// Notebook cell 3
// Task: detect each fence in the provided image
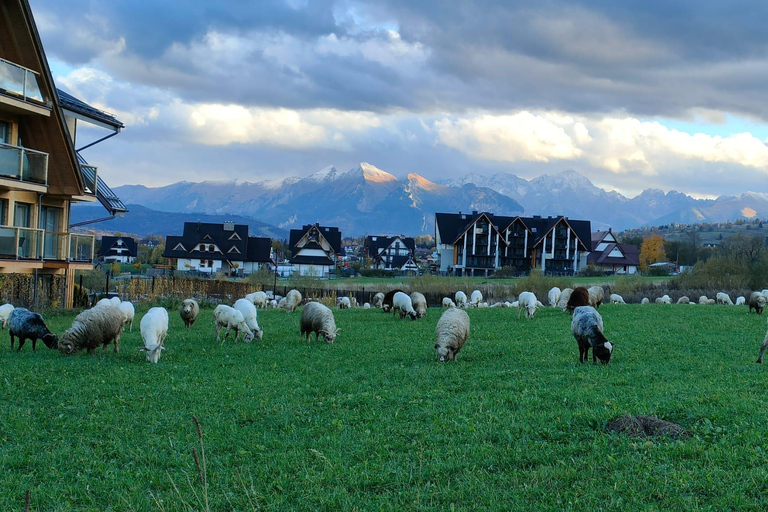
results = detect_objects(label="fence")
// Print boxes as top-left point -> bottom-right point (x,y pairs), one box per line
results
0,273 -> 71,310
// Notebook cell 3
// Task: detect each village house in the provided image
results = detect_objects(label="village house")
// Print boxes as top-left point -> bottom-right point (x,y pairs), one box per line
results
288,223 -> 342,277
100,235 -> 138,264
587,229 -> 640,275
364,235 -> 418,272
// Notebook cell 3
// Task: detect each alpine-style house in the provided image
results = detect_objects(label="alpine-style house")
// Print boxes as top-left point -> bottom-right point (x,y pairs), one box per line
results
364,235 -> 418,272
288,223 -> 342,277
588,229 -> 640,275
435,211 -> 592,276
100,235 -> 138,264
163,221 -> 273,275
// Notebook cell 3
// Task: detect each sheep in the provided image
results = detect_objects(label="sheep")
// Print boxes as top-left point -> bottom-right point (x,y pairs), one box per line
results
118,301 -> 135,331
455,291 -> 468,308
749,292 -> 767,314
517,291 -> 538,319
110,296 -> 121,306
410,292 -> 428,318
655,295 -> 671,304
435,307 -> 470,362
8,307 -> 58,351
269,299 -> 279,308
556,288 -> 573,310
0,303 -> 14,329
245,291 -> 269,309
213,304 -> 254,344
566,287 -> 590,313
300,301 -> 339,343
95,297 -> 113,308
392,291 -> 418,320
548,287 -> 561,307
282,289 -> 302,313
510,300 -> 519,308
716,292 -> 734,305
609,293 -> 626,304
587,286 -> 604,308
382,289 -> 406,312
676,296 -> 690,305
736,296 -> 746,306
372,292 -> 385,309
641,298 -> 650,304
338,297 -> 352,309
59,305 -> 124,355
572,306 -> 613,364
442,297 -> 456,308
469,290 -> 483,308
363,302 -> 371,309
698,295 -> 709,305
234,298 -> 264,340
180,298 -> 200,328
139,307 -> 168,364
757,316 -> 768,364
349,297 -> 358,308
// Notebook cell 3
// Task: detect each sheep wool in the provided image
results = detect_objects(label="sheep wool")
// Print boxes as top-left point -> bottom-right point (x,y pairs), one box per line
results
435,307 -> 470,362
567,287 -> 590,313
118,301 -> 135,331
338,297 -> 352,309
180,298 -> 200,328
214,305 -> 254,343
8,307 -> 58,351
676,296 -> 690,305
469,290 -> 483,307
282,289 -> 302,313
749,292 -> 767,315
392,292 -> 418,320
571,306 -> 613,364
517,291 -> 538,319
234,299 -> 264,340
757,315 -> 768,364
716,292 -> 734,305
410,292 -> 428,318
587,286 -> 605,308
140,307 -> 169,364
0,303 -> 14,329
372,292 -> 385,309
300,301 -> 339,343
59,305 -> 125,355
556,288 -> 573,310
454,291 -> 468,308
442,297 -> 456,308
548,287 -> 561,307
245,291 -> 269,309
610,294 -> 626,304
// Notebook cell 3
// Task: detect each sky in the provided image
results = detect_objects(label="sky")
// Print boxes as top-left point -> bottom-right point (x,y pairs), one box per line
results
28,0 -> 768,199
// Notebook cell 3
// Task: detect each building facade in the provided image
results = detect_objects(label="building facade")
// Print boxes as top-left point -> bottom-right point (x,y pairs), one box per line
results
588,229 -> 640,274
288,223 -> 342,277
364,235 -> 418,271
100,236 -> 138,264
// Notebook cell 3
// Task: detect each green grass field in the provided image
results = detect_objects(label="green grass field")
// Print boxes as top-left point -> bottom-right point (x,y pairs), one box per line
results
2,302 -> 768,511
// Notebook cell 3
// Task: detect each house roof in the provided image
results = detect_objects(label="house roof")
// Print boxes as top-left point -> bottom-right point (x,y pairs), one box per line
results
163,222 -> 273,263
289,223 -> 343,255
365,235 -> 416,259
100,236 -> 138,257
78,154 -> 128,214
587,242 -> 640,267
58,88 -> 124,131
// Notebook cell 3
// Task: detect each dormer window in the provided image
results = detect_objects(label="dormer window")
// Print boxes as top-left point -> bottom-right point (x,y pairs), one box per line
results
208,244 -> 215,252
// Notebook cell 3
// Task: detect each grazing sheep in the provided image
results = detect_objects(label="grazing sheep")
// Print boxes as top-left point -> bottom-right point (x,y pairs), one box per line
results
300,301 -> 339,343
556,288 -> 573,310
588,286 -> 604,308
372,292 -> 385,309
59,305 -> 124,355
282,289 -> 302,313
180,298 -> 200,328
548,287 -> 561,307
469,290 -> 483,308
676,296 -> 690,305
118,301 -> 135,331
610,293 -> 626,304
8,307 -> 58,351
0,303 -> 14,329
435,307 -> 470,362
736,296 -> 746,306
382,289 -> 406,312
716,292 -> 734,305
698,295 -> 709,305
95,297 -> 113,308
338,297 -> 352,309
213,305 -> 254,343
749,292 -> 767,314
572,305 -> 614,364
363,302 -> 371,309
757,316 -> 768,364
392,291 -> 418,320
139,307 -> 169,364
641,298 -> 650,304
517,291 -> 538,319
454,291 -> 468,308
410,292 -> 428,318
234,299 -> 264,341
510,300 -> 519,308
566,287 -> 590,313
655,295 -> 672,304
245,291 -> 269,309
109,296 -> 121,306
442,297 -> 456,308
269,299 -> 279,308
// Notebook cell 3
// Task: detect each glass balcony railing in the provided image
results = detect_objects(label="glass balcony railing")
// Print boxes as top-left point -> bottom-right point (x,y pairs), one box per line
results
0,227 -> 94,263
0,226 -> 43,259
79,164 -> 98,195
0,57 -> 46,104
0,142 -> 48,184
68,233 -> 95,262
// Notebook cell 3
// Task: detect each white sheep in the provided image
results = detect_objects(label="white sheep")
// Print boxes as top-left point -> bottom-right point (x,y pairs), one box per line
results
655,295 -> 672,304
180,298 -> 200,328
338,297 -> 352,309
698,295 -> 709,305
410,292 -> 428,318
736,296 -> 746,306
749,292 -> 767,314
757,316 -> 768,364
300,301 -> 339,343
435,307 -> 470,362
282,289 -> 302,313
556,288 -> 573,310
716,292 -> 734,305
517,291 -> 538,319
110,296 -> 121,306
118,301 -> 135,331
587,286 -> 605,308
548,287 -> 561,307
245,291 -> 269,309
372,292 -> 385,309
269,299 -> 279,308
59,305 -> 124,355
676,296 -> 690,304
641,298 -> 650,304
0,303 -> 14,329
213,304 -> 254,343
363,302 -> 371,309
139,307 -> 168,364
469,290 -> 483,307
95,297 -> 113,308
234,298 -> 264,340
572,305 -> 613,364
393,291 -> 418,320
510,300 -> 519,308
442,297 -> 456,308
609,293 -> 626,304
455,291 -> 468,308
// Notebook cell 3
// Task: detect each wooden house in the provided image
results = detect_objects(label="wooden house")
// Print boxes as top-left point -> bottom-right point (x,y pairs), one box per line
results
364,235 -> 418,271
288,223 -> 342,277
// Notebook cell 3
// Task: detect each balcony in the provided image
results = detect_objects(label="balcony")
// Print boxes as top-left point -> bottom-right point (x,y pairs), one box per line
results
79,164 -> 98,196
0,226 -> 43,259
0,58 -> 46,104
0,227 -> 93,263
0,142 -> 48,185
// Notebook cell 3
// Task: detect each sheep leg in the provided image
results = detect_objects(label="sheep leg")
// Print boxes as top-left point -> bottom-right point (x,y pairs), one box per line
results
215,324 -> 222,343
757,332 -> 768,363
114,333 -> 120,353
16,337 -> 26,351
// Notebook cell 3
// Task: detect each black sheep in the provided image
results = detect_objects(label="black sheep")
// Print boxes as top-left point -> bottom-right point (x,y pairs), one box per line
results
8,307 -> 58,351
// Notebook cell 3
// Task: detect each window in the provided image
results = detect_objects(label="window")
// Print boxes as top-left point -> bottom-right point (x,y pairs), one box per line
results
0,199 -> 7,225
13,202 -> 32,228
0,121 -> 9,144
208,244 -> 215,252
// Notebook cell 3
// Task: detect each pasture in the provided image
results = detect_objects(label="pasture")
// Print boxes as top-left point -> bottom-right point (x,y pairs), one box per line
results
2,302 -> 768,511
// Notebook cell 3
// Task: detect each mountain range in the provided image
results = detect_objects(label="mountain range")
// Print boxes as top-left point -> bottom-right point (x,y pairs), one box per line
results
75,163 -> 768,238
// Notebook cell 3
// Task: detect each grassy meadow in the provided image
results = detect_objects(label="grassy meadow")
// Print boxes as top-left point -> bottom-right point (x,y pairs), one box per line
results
2,301 -> 768,511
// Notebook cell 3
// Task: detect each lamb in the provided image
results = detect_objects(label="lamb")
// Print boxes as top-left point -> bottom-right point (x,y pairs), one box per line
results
587,286 -> 604,308
566,287 -> 590,313
716,292 -> 734,305
363,302 -> 371,309
655,295 -> 672,304
469,290 -> 483,308
548,287 -> 561,307
609,293 -> 626,304
749,292 -> 767,314
736,296 -> 746,306
392,291 -> 418,320
282,289 -> 302,313
641,298 -> 650,304
213,304 -> 254,343
338,297 -> 352,309
59,305 -> 124,355
571,305 -> 614,364
556,288 -> 573,310
434,307 -> 470,362
410,292 -> 428,318
382,289 -> 406,312
8,307 -> 58,351
442,297 -> 456,308
454,291 -> 468,308
234,298 -> 264,340
372,292 -> 385,309
707,298 -> 716,305
676,296 -> 690,305
0,303 -> 14,329
245,291 -> 269,309
180,298 -> 200,328
118,301 -> 135,331
300,301 -> 339,343
139,307 -> 168,364
757,316 -> 768,364
698,295 -> 709,305
517,291 -> 538,319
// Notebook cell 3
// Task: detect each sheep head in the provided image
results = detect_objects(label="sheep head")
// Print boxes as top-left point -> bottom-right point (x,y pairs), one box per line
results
319,328 -> 340,344
140,345 -> 164,364
242,329 -> 255,343
594,341 -> 614,364
42,333 -> 59,350
58,338 -> 77,355
435,343 -> 456,362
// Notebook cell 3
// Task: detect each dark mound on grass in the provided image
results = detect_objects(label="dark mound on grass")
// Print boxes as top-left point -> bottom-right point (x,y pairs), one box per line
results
606,415 -> 688,439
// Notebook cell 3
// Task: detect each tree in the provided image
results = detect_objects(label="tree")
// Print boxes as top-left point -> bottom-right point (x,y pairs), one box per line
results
149,244 -> 166,264
639,234 -> 667,271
